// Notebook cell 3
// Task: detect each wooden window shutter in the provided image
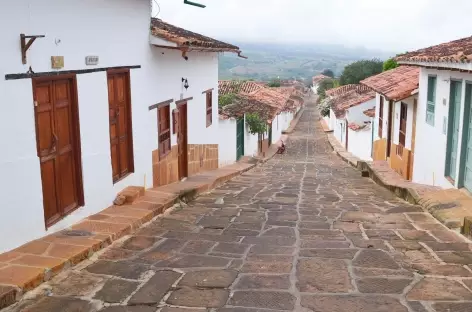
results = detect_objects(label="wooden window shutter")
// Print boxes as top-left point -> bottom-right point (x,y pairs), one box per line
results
172,108 -> 179,134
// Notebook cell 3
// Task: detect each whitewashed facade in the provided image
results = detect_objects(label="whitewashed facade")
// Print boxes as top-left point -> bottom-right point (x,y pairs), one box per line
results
0,1 -> 238,252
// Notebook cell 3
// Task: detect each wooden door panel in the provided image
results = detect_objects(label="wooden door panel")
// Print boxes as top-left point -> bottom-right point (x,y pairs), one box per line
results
58,151 -> 77,210
107,71 -> 133,182
40,158 -> 60,223
34,76 -> 83,227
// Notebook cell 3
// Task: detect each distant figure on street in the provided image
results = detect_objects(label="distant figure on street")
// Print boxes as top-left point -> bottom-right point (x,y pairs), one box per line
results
277,140 -> 286,154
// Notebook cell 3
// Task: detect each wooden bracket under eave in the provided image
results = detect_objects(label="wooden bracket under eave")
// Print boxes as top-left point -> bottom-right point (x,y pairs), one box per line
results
20,33 -> 45,64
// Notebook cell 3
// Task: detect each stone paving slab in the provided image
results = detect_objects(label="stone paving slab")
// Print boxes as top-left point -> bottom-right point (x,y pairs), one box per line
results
3,95 -> 472,312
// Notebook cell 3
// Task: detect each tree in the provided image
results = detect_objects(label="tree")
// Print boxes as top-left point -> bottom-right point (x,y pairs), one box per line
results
383,58 -> 398,71
317,78 -> 335,99
339,59 -> 383,85
267,79 -> 281,87
321,69 -> 335,78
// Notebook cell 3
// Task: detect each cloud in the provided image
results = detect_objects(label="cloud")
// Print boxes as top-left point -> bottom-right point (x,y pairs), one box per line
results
154,0 -> 472,53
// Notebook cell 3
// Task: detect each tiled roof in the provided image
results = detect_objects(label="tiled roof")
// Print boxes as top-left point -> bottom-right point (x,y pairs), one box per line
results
218,81 -> 292,122
312,74 -> 331,84
218,80 -> 263,95
329,89 -> 376,119
396,36 -> 472,64
360,66 -> 419,101
325,84 -> 357,97
151,18 -> 240,52
363,108 -> 376,117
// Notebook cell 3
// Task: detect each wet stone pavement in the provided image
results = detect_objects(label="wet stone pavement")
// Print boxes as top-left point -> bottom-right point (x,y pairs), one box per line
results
5,99 -> 472,312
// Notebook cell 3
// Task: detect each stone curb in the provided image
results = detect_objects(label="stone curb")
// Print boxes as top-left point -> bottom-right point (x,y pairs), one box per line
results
0,100 -> 307,309
322,121 -> 470,233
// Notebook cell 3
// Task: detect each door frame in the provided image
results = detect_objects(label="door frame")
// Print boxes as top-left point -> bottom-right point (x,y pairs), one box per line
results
176,102 -> 188,180
386,100 -> 394,159
444,79 -> 463,182
32,74 -> 84,228
458,82 -> 472,188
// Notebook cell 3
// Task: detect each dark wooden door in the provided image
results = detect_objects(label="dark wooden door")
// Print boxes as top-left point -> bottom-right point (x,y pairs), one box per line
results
386,100 -> 394,158
107,70 -> 134,183
236,118 -> 245,160
177,103 -> 188,180
33,76 -> 83,227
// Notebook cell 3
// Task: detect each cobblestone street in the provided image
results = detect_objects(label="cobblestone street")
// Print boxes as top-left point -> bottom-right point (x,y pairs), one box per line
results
6,98 -> 472,312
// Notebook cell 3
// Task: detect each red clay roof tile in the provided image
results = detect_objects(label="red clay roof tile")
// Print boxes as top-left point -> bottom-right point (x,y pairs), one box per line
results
396,36 -> 472,64
360,66 -> 419,101
363,108 -> 376,118
151,18 -> 240,53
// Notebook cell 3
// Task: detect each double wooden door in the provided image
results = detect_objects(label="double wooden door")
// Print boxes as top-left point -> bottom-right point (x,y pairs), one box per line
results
177,103 -> 188,180
107,70 -> 134,183
33,76 -> 83,227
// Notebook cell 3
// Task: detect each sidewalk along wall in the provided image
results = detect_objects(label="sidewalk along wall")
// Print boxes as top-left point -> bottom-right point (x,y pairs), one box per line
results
149,48 -> 220,186
413,68 -> 471,188
0,0 -> 153,252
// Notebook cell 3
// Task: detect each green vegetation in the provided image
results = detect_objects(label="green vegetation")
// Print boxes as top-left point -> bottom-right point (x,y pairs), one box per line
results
321,69 -> 335,78
317,78 -> 336,99
245,113 -> 267,135
383,58 -> 398,71
218,93 -> 236,108
267,79 -> 281,87
339,59 -> 383,85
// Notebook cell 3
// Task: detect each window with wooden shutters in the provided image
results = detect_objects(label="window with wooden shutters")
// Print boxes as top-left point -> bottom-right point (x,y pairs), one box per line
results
206,91 -> 213,127
158,105 -> 171,159
378,96 -> 384,138
397,102 -> 408,156
426,76 -> 437,126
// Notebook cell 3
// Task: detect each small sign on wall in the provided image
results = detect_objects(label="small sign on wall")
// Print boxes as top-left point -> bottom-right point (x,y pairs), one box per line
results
51,56 -> 64,69
85,55 -> 99,66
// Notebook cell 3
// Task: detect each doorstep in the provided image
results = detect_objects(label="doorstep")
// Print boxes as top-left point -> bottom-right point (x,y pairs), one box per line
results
0,160 -> 256,309
324,125 -> 472,236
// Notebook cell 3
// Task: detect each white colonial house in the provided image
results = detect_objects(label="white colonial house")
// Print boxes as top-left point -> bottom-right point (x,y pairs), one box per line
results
326,85 -> 375,160
0,2 -> 242,252
396,36 -> 472,191
217,81 -> 303,166
361,66 -> 419,180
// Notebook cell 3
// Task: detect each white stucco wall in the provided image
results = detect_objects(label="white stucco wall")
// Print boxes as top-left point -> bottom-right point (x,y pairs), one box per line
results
0,0 -> 222,252
374,94 -> 388,141
345,99 -> 376,125
0,0 -> 155,252
329,109 -> 337,131
412,68 -> 472,188
149,48 -> 219,149
218,118 -> 237,166
347,128 -> 373,161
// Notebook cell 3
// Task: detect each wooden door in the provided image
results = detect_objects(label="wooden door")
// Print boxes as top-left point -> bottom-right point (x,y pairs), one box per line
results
33,76 -> 83,227
408,99 -> 418,180
461,84 -> 472,191
236,117 -> 245,160
177,103 -> 188,180
386,100 -> 394,158
445,80 -> 462,181
107,70 -> 134,183
345,121 -> 349,150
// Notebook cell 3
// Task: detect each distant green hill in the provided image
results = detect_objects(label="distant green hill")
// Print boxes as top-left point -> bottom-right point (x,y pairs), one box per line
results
219,42 -> 394,82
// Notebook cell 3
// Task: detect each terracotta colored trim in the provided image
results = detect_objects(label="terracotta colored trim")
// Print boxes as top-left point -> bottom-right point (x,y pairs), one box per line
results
149,99 -> 173,111
175,97 -> 193,105
202,88 -> 214,94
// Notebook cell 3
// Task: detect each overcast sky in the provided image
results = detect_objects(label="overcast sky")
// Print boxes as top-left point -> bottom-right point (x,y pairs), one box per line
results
154,0 -> 472,54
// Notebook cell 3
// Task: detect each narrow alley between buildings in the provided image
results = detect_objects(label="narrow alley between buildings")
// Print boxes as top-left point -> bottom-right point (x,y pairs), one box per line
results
5,98 -> 472,312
